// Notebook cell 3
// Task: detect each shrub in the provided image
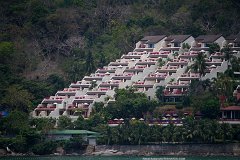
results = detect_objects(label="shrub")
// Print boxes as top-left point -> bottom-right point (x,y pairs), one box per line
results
32,141 -> 57,155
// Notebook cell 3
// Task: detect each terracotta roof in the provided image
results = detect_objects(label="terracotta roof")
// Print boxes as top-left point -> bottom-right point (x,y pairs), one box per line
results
141,35 -> 166,44
220,106 -> 240,111
165,35 -> 191,43
195,34 -> 222,43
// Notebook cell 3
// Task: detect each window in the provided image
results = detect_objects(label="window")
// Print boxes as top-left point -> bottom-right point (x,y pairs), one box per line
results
148,44 -> 154,48
205,43 -> 211,47
174,43 -> 180,47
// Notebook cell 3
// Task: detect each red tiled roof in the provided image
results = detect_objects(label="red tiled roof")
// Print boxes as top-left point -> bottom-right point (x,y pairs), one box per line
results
220,106 -> 240,111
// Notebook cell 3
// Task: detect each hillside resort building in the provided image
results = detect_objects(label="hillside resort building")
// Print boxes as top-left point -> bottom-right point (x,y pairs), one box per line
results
32,34 -> 240,123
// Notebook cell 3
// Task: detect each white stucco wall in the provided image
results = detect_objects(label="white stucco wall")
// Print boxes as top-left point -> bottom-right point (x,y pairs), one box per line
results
153,37 -> 167,52
182,36 -> 195,48
215,36 -> 226,48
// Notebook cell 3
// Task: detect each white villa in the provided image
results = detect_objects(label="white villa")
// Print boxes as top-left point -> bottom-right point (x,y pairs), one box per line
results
31,34 -> 240,120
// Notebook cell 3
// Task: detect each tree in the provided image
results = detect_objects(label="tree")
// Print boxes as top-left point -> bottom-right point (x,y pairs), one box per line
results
1,110 -> 29,135
182,43 -> 190,51
155,86 -> 165,103
85,51 -> 95,74
89,80 -> 97,90
191,52 -> 207,78
88,113 -> 105,127
212,73 -> 233,103
219,123 -> 234,142
0,42 -> 14,64
99,52 -> 106,68
30,117 -> 56,133
221,45 -> 232,69
149,125 -> 163,143
57,116 -> 73,129
200,99 -> 220,119
208,43 -> 220,54
158,58 -> 165,67
129,121 -> 148,145
1,85 -> 34,112
46,74 -> 66,92
173,52 -> 179,58
73,116 -> 89,130
107,88 -> 158,118
162,125 -> 174,142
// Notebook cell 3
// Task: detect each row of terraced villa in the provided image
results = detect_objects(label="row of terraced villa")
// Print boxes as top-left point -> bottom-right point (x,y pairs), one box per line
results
31,33 -> 240,121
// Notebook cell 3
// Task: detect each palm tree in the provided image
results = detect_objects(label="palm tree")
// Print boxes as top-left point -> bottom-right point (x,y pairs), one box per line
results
212,73 -> 233,105
191,52 -> 207,79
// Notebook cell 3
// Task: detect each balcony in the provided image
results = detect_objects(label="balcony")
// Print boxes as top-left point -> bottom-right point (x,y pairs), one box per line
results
178,52 -> 198,59
96,68 -> 116,73
167,59 -> 189,66
121,55 -> 141,59
205,59 -> 223,66
69,81 -> 92,89
124,66 -> 146,73
156,66 -> 178,73
166,82 -> 190,89
145,73 -> 167,81
148,51 -> 170,58
163,89 -> 187,96
111,73 -> 133,80
136,59 -> 158,66
132,81 -> 154,89
41,96 -> 65,104
99,81 -> 120,89
72,96 -> 95,103
160,45 -> 181,52
56,88 -> 78,96
190,43 -> 209,51
67,104 -> 89,111
127,52 -> 145,55
86,89 -> 107,97
109,62 -> 128,66
210,52 -> 224,58
83,74 -> 104,81
134,44 -> 154,52
178,73 -> 200,81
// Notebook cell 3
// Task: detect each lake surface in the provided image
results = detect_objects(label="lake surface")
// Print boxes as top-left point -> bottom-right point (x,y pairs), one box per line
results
1,156 -> 240,160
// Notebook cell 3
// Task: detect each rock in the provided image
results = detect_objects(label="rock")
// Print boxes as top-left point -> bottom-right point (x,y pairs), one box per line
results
0,149 -> 7,156
55,147 -> 65,155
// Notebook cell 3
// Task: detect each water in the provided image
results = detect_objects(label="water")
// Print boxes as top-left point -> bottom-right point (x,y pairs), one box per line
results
0,156 -> 239,160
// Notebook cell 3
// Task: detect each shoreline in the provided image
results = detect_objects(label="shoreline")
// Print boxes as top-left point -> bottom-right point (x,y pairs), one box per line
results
1,143 -> 240,157
90,143 -> 240,156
